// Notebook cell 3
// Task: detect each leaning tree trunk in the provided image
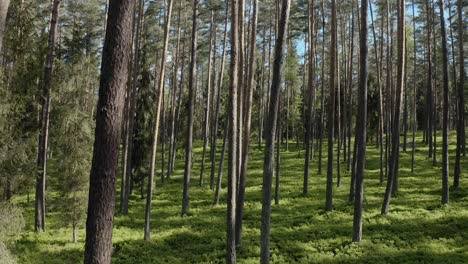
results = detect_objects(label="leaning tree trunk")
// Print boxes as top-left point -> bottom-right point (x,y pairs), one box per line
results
381,0 -> 405,215
325,0 -> 337,212
454,0 -> 465,188
144,0 -> 173,241
352,0 -> 368,243
35,0 -> 60,233
181,0 -> 199,217
210,4 -> 228,190
438,0 -> 449,204
260,0 -> 290,262
235,0 -> 258,247
84,0 -> 135,262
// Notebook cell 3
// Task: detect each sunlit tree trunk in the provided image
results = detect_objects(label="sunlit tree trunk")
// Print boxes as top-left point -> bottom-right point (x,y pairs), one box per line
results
145,0 -> 174,241
260,0 -> 290,262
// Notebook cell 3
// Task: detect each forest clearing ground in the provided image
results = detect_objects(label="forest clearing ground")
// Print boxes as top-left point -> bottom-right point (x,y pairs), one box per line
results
13,133 -> 468,263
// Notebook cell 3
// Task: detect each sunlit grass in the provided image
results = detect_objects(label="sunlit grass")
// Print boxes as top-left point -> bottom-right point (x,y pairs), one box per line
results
12,132 -> 468,263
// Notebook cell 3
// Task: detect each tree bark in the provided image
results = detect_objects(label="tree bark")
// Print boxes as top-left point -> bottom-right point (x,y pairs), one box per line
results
454,0 -> 465,188
438,0 -> 449,204
145,0 -> 174,241
352,0 -> 368,242
210,4 -> 229,190
181,0 -> 199,217
227,0 -> 239,262
304,0 -> 315,195
35,0 -> 60,233
260,0 -> 290,262
200,10 -> 215,187
381,0 -> 405,215
235,0 -> 258,247
84,0 -> 135,262
325,0 -> 337,212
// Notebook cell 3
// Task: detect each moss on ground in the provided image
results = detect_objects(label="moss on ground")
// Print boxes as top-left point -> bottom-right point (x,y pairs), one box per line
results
12,133 -> 468,263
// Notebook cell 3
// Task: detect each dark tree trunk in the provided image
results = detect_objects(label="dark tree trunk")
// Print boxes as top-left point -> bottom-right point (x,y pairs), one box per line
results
181,0 -> 199,217
438,0 -> 449,204
454,0 -> 465,188
214,118 -> 229,206
411,0 -> 417,173
35,0 -> 60,233
121,0 -> 144,215
304,0 -> 315,195
352,0 -> 368,243
318,0 -> 325,175
260,0 -> 290,262
325,0 -> 337,212
381,0 -> 405,215
84,0 -> 135,262
144,0 -> 173,241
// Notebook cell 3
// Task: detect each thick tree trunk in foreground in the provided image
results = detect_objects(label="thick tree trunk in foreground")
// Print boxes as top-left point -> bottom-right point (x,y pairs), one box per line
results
84,0 -> 134,262
260,0 -> 290,262
325,0 -> 337,212
35,0 -> 60,233
144,0 -> 173,241
438,0 -> 449,205
352,0 -> 368,242
182,0 -> 199,217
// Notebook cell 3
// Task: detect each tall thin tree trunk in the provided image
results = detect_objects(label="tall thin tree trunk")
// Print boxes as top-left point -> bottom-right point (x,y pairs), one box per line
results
84,0 -> 135,262
325,0 -> 337,212
121,0 -> 144,215
454,0 -> 465,188
227,0 -> 239,262
200,10 -> 215,187
145,0 -> 173,241
369,0 -> 384,183
381,0 -> 405,215
352,0 -> 368,242
260,0 -> 290,262
181,0 -> 199,217
411,0 -> 417,173
318,0 -> 325,175
167,5 -> 182,180
210,4 -> 228,190
235,0 -> 258,246
35,0 -> 60,233
304,0 -> 315,195
438,0 -> 450,205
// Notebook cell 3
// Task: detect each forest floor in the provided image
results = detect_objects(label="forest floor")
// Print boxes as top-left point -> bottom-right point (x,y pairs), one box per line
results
12,133 -> 468,263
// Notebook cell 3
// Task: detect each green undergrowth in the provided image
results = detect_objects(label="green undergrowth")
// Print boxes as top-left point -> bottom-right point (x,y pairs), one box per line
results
11,133 -> 468,263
